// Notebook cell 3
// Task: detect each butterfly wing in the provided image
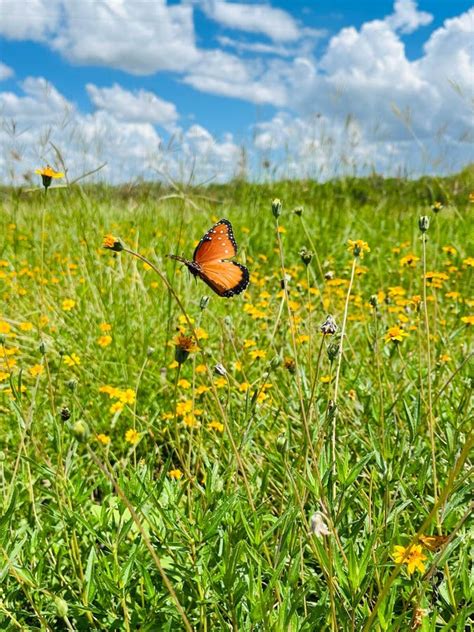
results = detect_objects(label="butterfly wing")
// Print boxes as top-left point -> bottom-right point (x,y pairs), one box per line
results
193,219 -> 238,264
196,260 -> 249,297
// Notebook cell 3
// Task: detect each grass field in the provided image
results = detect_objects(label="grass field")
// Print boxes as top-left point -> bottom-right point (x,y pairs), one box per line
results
0,170 -> 473,631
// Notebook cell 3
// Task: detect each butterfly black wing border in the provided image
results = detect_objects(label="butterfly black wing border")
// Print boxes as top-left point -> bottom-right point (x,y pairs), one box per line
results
192,218 -> 238,262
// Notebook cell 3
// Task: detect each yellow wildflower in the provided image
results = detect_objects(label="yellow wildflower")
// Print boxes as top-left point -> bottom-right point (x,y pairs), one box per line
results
208,420 -> 224,432
62,299 -> 75,311
97,335 -> 112,347
169,469 -> 183,480
125,428 -> 140,445
347,239 -> 370,258
29,364 -> 44,377
461,315 -> 474,326
392,544 -> 427,575
96,433 -> 111,446
385,326 -> 408,343
249,349 -> 266,360
99,322 -> 112,332
64,353 -> 81,367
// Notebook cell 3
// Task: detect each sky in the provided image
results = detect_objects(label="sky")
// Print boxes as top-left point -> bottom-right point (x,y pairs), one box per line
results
0,0 -> 472,184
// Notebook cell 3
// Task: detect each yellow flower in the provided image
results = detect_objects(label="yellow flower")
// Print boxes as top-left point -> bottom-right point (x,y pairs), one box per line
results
196,385 -> 210,395
169,468 -> 183,480
319,375 -> 331,384
400,253 -> 420,267
62,299 -> 75,311
463,257 -> 474,267
196,364 -> 207,374
125,428 -> 140,445
249,349 -> 266,360
347,239 -> 370,258
99,322 -> 112,332
277,225 -> 286,234
19,322 -> 34,332
442,245 -> 457,256
208,420 -> 224,432
178,378 -> 191,389
194,327 -> 208,340
96,433 -> 111,446
461,315 -> 474,326
119,388 -> 136,405
392,544 -> 427,575
174,334 -> 198,364
0,370 -> 10,382
176,400 -> 193,416
64,353 -> 81,367
243,339 -> 256,348
110,401 -> 124,414
35,165 -> 64,178
239,382 -> 251,392
97,335 -> 112,347
102,234 -> 123,251
29,364 -> 44,377
0,321 -> 12,334
385,326 -> 409,343
438,354 -> 451,364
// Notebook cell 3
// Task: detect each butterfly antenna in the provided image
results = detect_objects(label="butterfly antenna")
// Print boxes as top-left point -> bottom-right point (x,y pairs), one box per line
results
167,254 -> 186,263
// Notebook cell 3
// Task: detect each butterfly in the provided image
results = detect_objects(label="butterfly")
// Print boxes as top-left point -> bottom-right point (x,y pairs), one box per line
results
419,535 -> 450,551
169,219 -> 249,297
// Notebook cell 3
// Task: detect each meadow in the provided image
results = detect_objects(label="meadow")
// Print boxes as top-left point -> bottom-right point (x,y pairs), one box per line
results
0,169 -> 472,631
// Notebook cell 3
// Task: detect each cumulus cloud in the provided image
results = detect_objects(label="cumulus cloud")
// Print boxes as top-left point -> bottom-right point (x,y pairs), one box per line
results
199,0 -> 300,41
386,0 -> 433,34
86,84 -> 179,129
0,61 -> 14,80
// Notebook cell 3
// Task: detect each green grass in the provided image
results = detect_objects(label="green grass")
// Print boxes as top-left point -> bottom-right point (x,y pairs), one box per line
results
0,169 -> 473,631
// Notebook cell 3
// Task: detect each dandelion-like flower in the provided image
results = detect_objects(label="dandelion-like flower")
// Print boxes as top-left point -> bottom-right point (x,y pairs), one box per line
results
347,239 -> 370,258
392,544 -> 427,575
35,165 -> 64,191
125,428 -> 140,445
385,326 -> 409,344
102,234 -> 124,252
169,469 -> 183,480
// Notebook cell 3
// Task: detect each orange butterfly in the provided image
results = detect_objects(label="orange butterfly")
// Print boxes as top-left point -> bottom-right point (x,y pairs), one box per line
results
169,219 -> 249,297
419,535 -> 450,551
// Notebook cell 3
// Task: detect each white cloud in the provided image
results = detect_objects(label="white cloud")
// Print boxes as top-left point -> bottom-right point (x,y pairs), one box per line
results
86,84 -> 178,129
0,0 -> 61,40
386,0 -> 433,34
200,0 -> 300,41
0,62 -> 14,80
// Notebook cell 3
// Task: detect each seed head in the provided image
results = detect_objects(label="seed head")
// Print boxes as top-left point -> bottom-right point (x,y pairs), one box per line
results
320,314 -> 338,335
174,334 -> 197,364
299,247 -> 313,266
214,363 -> 227,376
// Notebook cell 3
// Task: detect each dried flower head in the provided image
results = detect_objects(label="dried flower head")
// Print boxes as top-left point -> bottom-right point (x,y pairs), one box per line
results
272,198 -> 282,218
283,357 -> 296,373
418,216 -> 430,233
174,334 -> 198,364
310,511 -> 330,538
320,314 -> 338,335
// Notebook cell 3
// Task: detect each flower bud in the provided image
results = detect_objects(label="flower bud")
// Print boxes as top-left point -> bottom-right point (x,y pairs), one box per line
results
369,295 -> 378,309
39,341 -> 46,355
66,379 -> 77,391
419,216 -> 430,233
54,596 -> 69,618
71,419 -> 89,442
200,295 -> 210,310
293,206 -> 304,217
327,342 -> 340,362
272,198 -> 282,218
60,406 -> 71,421
299,247 -> 313,266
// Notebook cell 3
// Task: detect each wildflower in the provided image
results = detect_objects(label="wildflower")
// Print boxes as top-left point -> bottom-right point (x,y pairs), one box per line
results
178,378 -> 191,389
347,239 -> 370,258
239,382 -> 251,392
319,375 -> 331,384
385,326 -> 408,344
320,314 -> 338,335
250,349 -> 266,360
103,234 -> 123,252
196,364 -> 207,374
463,257 -> 474,267
64,353 -> 81,367
431,201 -> 443,213
169,469 -> 183,480
97,335 -> 112,347
35,165 -> 64,191
392,544 -> 427,575
283,357 -> 296,373
29,364 -> 44,377
348,389 -> 356,400
62,299 -> 75,311
194,327 -> 208,340
442,245 -> 457,256
208,420 -> 224,432
438,354 -> 451,364
243,339 -> 256,348
310,511 -> 330,537
71,419 -> 89,442
174,334 -> 198,364
96,433 -> 111,446
110,401 -> 123,414
183,413 -> 200,427
196,385 -> 210,395
400,253 -> 420,267
0,321 -> 11,335
461,315 -> 474,326
99,322 -> 112,332
60,406 -> 71,421
19,322 -> 34,332
125,428 -> 140,445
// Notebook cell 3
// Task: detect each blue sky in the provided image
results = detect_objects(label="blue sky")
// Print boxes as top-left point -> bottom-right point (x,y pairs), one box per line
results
0,1 -> 472,182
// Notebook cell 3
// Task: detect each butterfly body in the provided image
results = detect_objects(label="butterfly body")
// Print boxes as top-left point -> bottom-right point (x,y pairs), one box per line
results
169,219 -> 249,298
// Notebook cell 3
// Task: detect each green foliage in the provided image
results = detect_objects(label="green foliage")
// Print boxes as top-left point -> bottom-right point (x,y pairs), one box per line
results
0,170 -> 472,630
